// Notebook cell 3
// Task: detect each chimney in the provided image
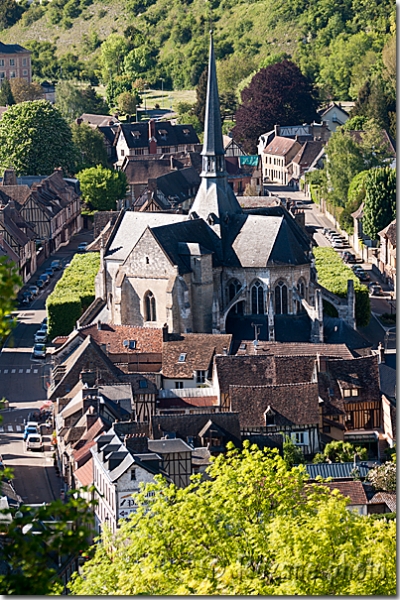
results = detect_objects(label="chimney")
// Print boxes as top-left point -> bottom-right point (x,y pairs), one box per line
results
148,119 -> 157,154
76,118 -> 83,126
316,354 -> 327,373
378,342 -> 385,364
162,323 -> 169,342
86,408 -> 98,431
2,168 -> 17,186
223,347 -> 228,356
124,433 -> 148,454
79,369 -> 97,388
97,320 -> 102,330
274,125 -> 280,137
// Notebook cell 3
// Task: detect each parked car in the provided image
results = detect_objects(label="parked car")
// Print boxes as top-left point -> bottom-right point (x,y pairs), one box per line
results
370,284 -> 383,296
38,273 -> 50,285
33,343 -> 46,359
77,241 -> 88,252
40,323 -> 48,334
23,423 -> 39,441
346,254 -> 357,263
26,433 -> 44,451
44,267 -> 54,278
34,329 -> 47,343
51,259 -> 62,270
355,270 -> 370,282
351,265 -> 363,272
36,279 -> 45,289
28,285 -> 39,297
21,291 -> 33,304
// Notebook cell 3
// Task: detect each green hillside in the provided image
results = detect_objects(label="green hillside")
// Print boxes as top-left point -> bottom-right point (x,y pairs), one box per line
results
0,0 -> 395,100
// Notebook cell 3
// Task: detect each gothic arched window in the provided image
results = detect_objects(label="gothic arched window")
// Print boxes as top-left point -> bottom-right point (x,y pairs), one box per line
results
227,279 -> 241,302
144,291 -> 156,322
275,280 -> 288,315
297,278 -> 306,313
251,280 -> 265,314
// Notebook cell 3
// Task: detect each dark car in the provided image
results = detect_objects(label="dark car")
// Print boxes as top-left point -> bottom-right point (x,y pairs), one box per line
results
356,270 -> 370,282
44,267 -> 54,278
38,273 -> 50,285
28,285 -> 39,296
51,259 -> 62,271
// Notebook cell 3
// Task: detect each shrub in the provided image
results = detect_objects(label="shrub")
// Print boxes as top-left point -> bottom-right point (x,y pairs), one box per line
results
313,247 -> 370,327
46,253 -> 99,338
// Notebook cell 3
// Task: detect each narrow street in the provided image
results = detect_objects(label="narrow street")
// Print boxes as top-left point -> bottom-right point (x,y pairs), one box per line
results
0,230 -> 92,504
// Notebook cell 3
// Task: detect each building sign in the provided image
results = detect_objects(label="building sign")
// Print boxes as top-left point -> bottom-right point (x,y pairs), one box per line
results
118,491 -> 137,519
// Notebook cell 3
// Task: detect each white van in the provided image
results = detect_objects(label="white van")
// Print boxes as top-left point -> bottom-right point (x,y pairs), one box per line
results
26,433 -> 44,451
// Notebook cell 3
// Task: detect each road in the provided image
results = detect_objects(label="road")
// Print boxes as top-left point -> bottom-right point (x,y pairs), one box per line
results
0,230 -> 92,504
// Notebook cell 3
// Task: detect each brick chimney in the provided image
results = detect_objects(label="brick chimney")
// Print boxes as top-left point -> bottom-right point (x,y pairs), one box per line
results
79,369 -> 97,387
162,323 -> 169,342
124,433 -> 148,454
76,118 -> 83,126
274,125 -> 280,137
148,119 -> 157,154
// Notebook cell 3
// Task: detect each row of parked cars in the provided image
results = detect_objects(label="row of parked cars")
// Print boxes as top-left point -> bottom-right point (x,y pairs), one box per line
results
32,317 -> 48,359
21,259 -> 62,305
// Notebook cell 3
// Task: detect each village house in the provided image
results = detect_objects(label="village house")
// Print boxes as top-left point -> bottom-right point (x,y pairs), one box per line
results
318,103 -> 349,132
133,166 -> 201,212
0,42 -> 31,84
0,197 -> 37,282
261,136 -> 302,185
378,219 -> 396,293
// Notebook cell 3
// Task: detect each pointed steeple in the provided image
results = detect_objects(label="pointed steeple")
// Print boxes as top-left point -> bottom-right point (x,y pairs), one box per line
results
189,31 -> 242,237
201,31 -> 225,176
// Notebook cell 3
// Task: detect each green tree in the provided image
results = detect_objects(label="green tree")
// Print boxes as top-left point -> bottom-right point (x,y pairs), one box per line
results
71,122 -> 108,171
283,434 -> 305,467
339,169 -> 369,232
193,66 -> 208,128
0,79 -> 15,106
10,78 -> 43,103
0,0 -> 24,29
325,128 -> 365,205
366,461 -> 396,492
77,165 -> 127,211
0,257 -> 21,342
321,440 -> 368,463
0,100 -> 77,176
69,443 -> 396,595
362,167 -> 396,239
116,91 -> 138,116
99,34 -> 128,82
0,491 -> 94,594
24,40 -> 60,80
342,115 -> 368,131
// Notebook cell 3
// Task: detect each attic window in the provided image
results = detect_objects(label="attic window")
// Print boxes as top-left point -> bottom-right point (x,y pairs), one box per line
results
178,353 -> 187,363
139,379 -> 148,389
132,131 -> 141,139
264,405 -> 275,426
351,388 -> 359,396
158,129 -> 168,138
343,389 -> 351,397
182,128 -> 190,135
239,343 -> 247,350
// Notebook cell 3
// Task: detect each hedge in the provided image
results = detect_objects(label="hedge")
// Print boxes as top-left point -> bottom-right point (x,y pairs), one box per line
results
46,252 -> 100,339
313,247 -> 370,327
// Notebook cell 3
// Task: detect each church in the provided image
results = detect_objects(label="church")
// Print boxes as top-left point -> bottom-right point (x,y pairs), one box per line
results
94,34 -> 318,341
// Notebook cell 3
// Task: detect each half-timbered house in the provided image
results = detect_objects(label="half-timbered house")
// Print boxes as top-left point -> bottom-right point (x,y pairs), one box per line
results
0,199 -> 36,281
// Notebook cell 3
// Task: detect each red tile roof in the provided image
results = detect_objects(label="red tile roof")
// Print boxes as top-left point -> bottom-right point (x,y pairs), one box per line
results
74,457 -> 94,487
158,396 -> 218,409
264,136 -> 300,156
79,323 -> 163,354
323,481 -> 369,505
235,341 -> 353,359
163,333 -> 232,378
369,491 -> 396,512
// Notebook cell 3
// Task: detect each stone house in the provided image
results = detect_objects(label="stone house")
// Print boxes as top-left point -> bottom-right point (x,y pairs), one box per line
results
318,103 -> 349,133
133,166 -> 200,212
0,42 -> 31,84
261,136 -> 302,185
289,140 -> 324,186
378,219 -> 396,292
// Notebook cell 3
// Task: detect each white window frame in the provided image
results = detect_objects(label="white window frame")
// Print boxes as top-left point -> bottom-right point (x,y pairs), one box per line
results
291,431 -> 309,445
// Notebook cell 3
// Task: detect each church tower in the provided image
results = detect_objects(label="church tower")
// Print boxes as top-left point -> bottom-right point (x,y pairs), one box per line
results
189,31 -> 242,237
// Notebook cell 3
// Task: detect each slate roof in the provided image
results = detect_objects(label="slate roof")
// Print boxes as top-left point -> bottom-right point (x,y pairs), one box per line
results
291,140 -> 324,167
379,362 -> 396,400
105,211 -> 186,262
119,122 -> 199,149
319,102 -> 349,118
80,113 -> 120,127
152,412 -> 241,445
137,166 -> 200,208
304,461 -> 375,480
264,136 -> 300,156
229,382 -> 320,428
148,438 -> 193,454
162,333 -> 232,378
235,341 -> 353,359
202,34 -> 224,157
0,184 -> 31,205
323,316 -> 371,349
78,323 -> 163,354
0,42 -> 30,54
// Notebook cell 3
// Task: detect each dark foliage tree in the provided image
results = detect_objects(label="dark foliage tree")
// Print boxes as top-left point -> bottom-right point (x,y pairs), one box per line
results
233,60 -> 319,153
193,66 -> 208,128
0,100 -> 77,175
0,0 -> 24,29
352,77 -> 395,134
0,79 -> 15,106
363,167 -> 396,239
71,122 -> 108,171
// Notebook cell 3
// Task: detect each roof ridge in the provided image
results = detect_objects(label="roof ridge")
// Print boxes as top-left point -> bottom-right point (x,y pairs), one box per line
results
229,381 -> 316,389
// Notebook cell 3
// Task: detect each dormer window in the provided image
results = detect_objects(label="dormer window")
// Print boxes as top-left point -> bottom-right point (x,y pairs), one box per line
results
178,353 -> 187,363
343,389 -> 351,397
264,405 -> 275,426
132,131 -> 141,139
182,128 -> 190,135
158,129 -> 168,140
351,388 -> 359,396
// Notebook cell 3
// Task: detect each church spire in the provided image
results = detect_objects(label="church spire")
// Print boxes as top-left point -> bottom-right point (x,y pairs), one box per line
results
189,31 -> 242,236
201,31 -> 225,177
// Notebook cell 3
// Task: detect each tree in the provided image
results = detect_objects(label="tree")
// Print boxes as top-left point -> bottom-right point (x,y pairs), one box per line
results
56,82 -> 108,122
325,128 -> 365,205
69,443 -> 396,595
0,79 -> 15,106
71,123 -> 108,171
99,34 -> 128,82
342,115 -> 368,131
10,78 -> 43,103
193,66 -> 207,128
318,440 -> 368,463
0,100 -> 77,176
0,491 -> 94,594
116,91 -> 137,116
366,461 -> 396,492
0,0 -> 24,29
77,166 -> 128,211
283,435 -> 305,466
339,169 -> 369,232
362,167 -> 396,239
0,257 -> 21,342
233,61 -> 319,153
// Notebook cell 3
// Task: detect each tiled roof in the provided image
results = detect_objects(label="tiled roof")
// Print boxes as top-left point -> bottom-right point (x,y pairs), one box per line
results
378,219 -> 396,246
74,457 -> 94,487
291,140 -> 324,166
78,323 -> 163,354
0,184 -> 31,205
229,382 -> 320,428
152,412 -> 241,444
73,440 -> 96,464
369,491 -> 396,512
158,396 -> 218,409
322,481 -> 369,505
163,333 -> 232,378
350,130 -> 396,156
264,136 -> 300,156
80,114 -> 120,127
235,341 -> 353,359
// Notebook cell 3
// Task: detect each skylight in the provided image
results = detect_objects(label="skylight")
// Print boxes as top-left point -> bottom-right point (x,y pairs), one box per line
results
178,353 -> 187,363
